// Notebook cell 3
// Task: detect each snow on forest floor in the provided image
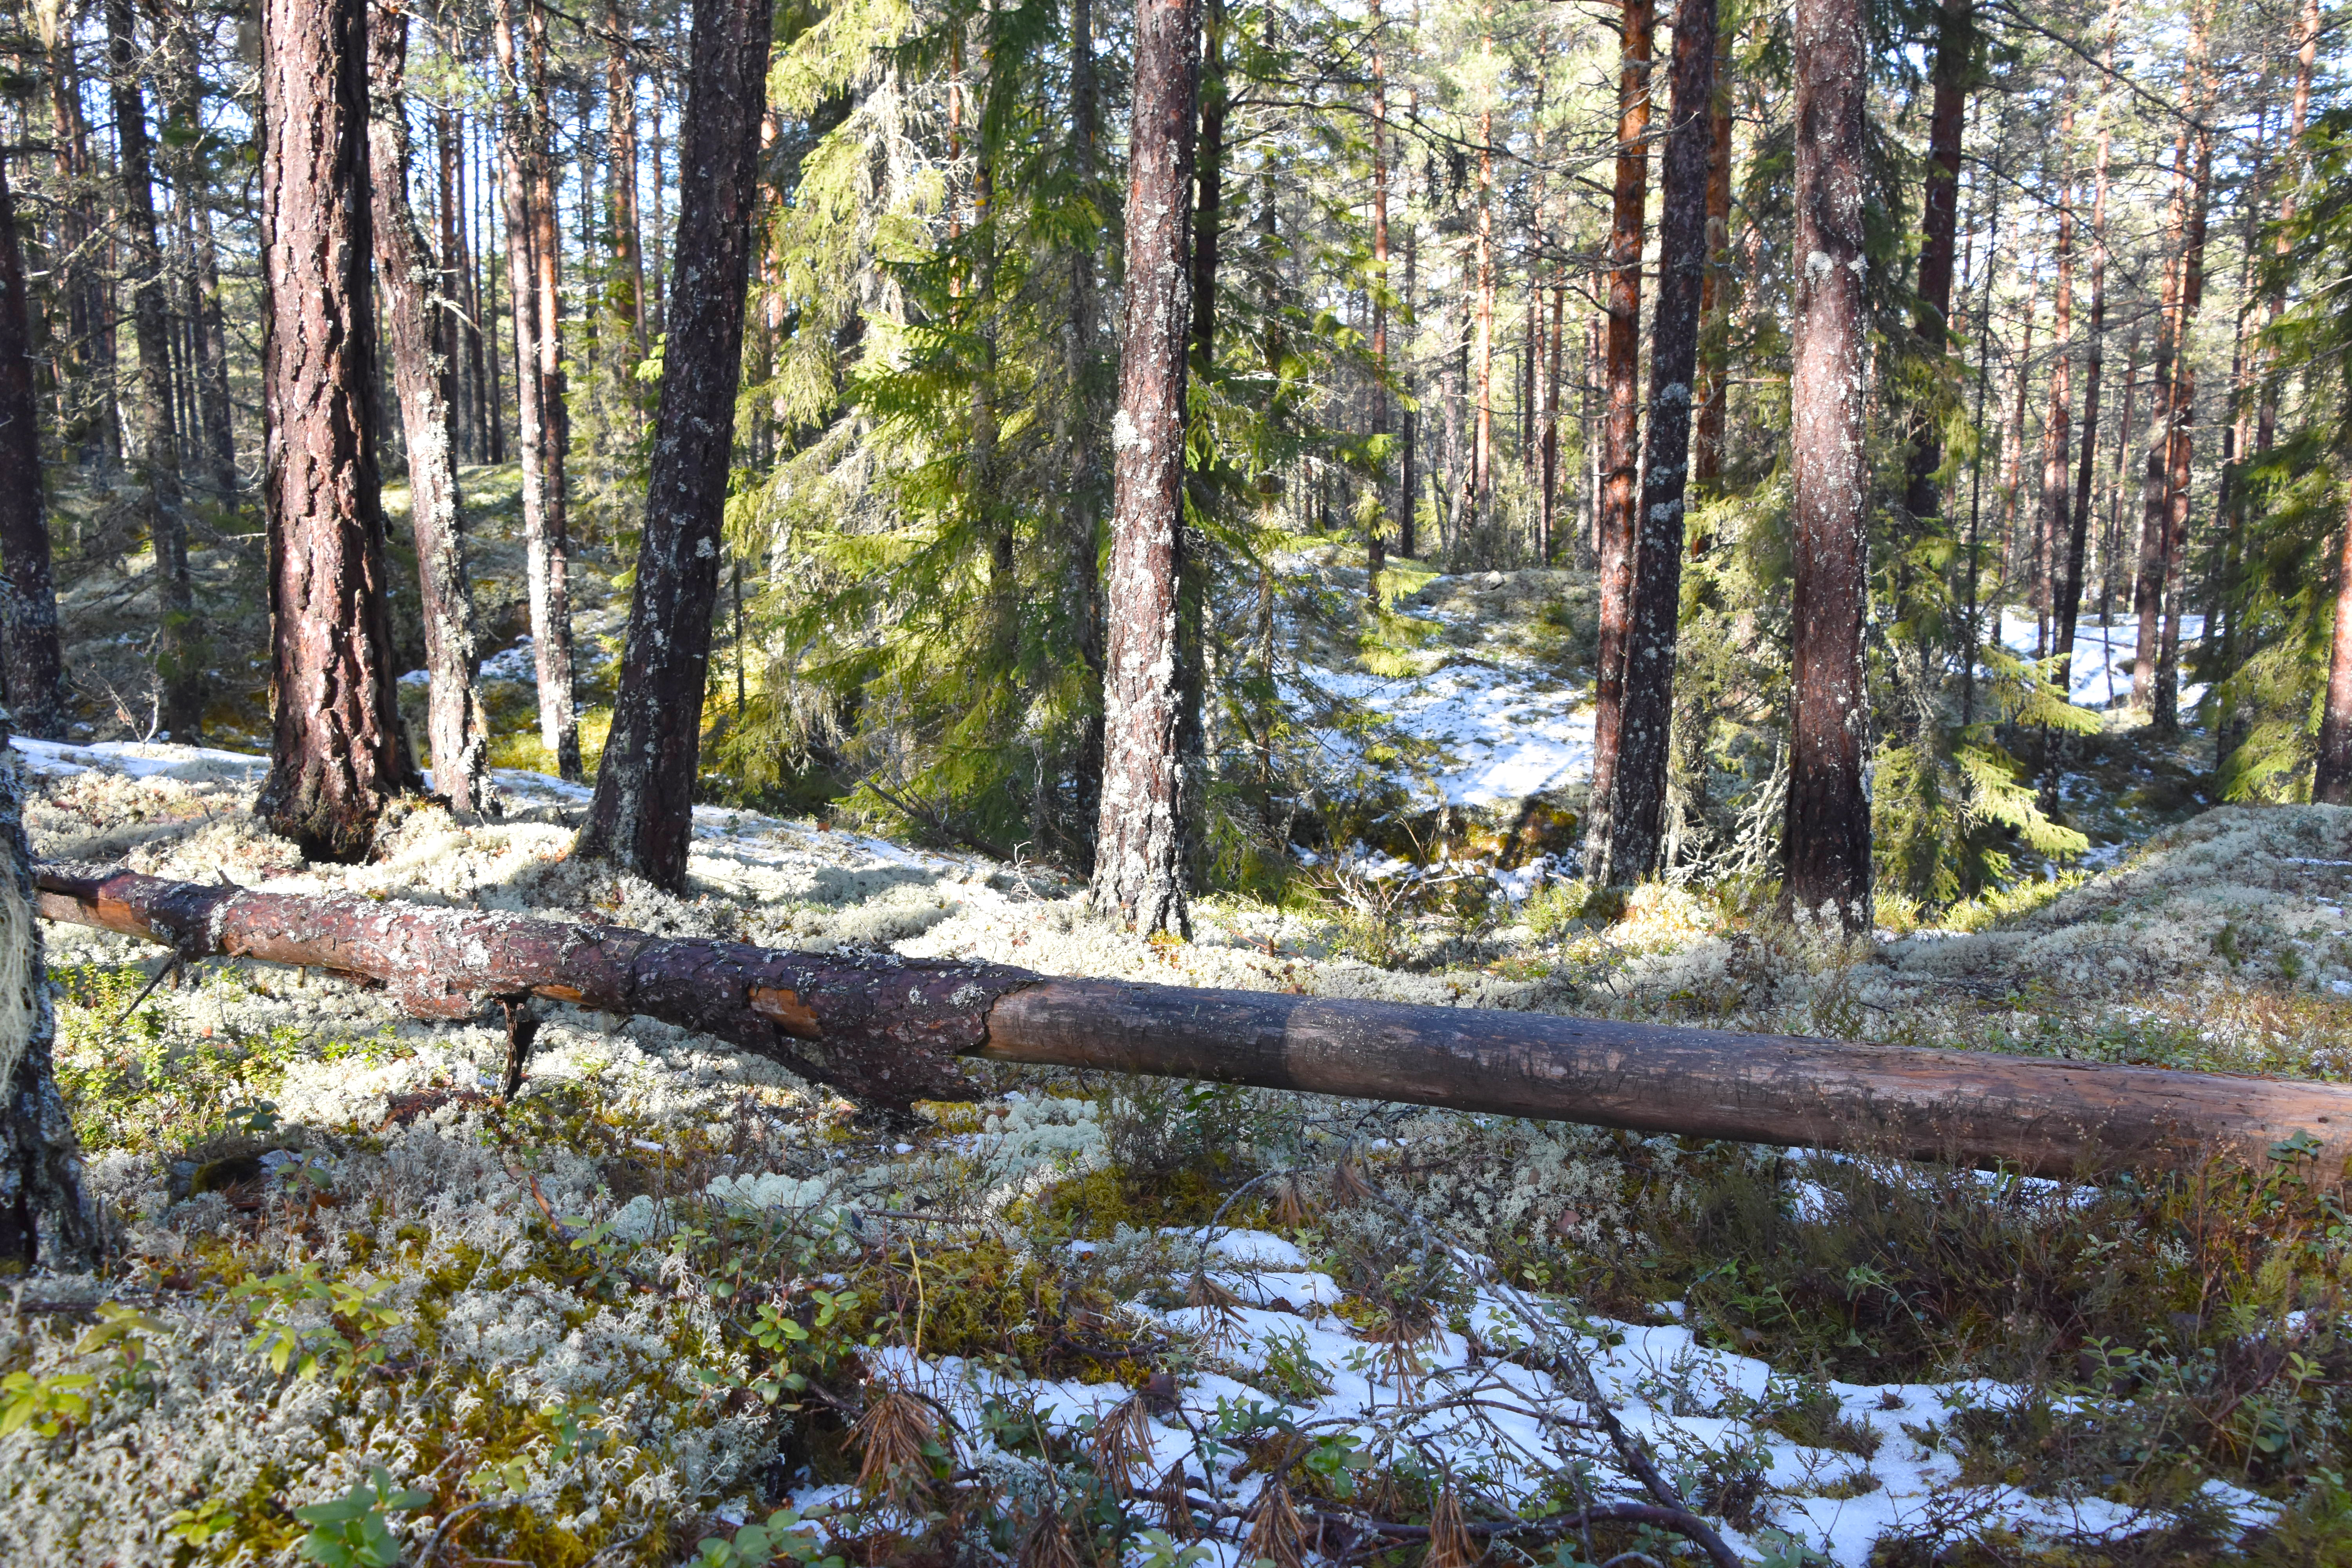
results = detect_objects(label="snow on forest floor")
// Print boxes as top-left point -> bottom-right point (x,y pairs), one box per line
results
1997,609 -> 2207,712
10,740 -> 2352,1565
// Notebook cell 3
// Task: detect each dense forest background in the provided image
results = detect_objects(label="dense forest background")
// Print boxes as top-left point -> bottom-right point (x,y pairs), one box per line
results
6,0 -> 2352,918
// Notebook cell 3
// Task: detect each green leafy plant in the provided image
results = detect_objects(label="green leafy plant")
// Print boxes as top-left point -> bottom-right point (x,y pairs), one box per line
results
232,1262 -> 405,1385
0,1368 -> 94,1437
290,1466 -> 431,1567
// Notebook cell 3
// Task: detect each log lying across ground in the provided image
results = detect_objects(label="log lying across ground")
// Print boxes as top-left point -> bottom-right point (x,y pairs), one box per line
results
35,863 -> 2352,1181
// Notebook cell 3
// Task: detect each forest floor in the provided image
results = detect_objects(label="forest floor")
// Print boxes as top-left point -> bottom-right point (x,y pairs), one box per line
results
7,473 -> 2352,1567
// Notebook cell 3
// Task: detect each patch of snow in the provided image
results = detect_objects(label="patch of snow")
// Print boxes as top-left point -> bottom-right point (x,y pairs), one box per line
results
1999,610 -> 2206,712
1297,661 -> 1593,806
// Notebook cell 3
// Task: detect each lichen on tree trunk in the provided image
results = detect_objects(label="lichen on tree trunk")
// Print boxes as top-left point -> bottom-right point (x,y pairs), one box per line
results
1092,0 -> 1200,938
0,726 -> 94,1270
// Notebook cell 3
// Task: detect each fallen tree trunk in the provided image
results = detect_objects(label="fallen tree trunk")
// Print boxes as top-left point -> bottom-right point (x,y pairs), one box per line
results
35,864 -> 2352,1180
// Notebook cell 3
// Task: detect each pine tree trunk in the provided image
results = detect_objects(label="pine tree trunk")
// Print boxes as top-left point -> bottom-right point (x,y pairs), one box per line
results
0,161 -> 65,740
435,101 -> 469,459
2154,21 -> 2212,737
1583,0 -> 1655,886
494,0 -> 581,780
1541,280 -> 1563,559
1060,0 -> 1107,866
368,0 -> 497,822
1399,148 -> 1417,559
1367,0 -> 1389,597
1785,0 -> 1871,930
2258,0 -> 2321,456
2132,109 -> 2196,714
49,33 -> 115,467
1608,0 -> 1716,883
2000,259 -> 2039,594
605,0 -> 646,357
1689,21 -> 1733,511
1902,0 -> 1971,532
1092,0 -> 1198,936
109,0 -> 200,737
575,0 -> 771,890
0,720 -> 95,1269
257,0 -> 419,862
2036,96 -> 2075,666
528,18 -> 581,779
191,201 -> 237,496
1471,75 -> 1496,529
2316,494 -> 2352,804
2057,15 -> 2117,682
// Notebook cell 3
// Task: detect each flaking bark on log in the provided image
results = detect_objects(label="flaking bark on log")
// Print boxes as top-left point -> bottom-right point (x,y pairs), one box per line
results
35,864 -> 2352,1181
35,865 -> 1028,1109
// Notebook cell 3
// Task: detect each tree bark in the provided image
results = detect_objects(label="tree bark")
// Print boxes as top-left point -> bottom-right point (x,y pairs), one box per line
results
0,744 -> 96,1269
1470,20 -> 1497,532
1092,0 -> 1198,936
1399,142 -> 1417,559
2316,492 -> 2352,804
605,0 -> 647,358
257,0 -> 420,862
2036,94 -> 2075,663
49,28 -> 115,468
1367,0 -> 1389,597
2132,94 -> 2197,715
42,862 -> 2352,1181
1902,0 -> 1971,534
1784,0 -> 1871,931
108,0 -> 200,738
2154,26 -> 2213,738
0,161 -> 65,740
575,0 -> 772,891
2258,0 -> 2321,457
190,200 -> 238,497
2057,14 -> 2118,683
494,0 -> 581,781
1607,0 -> 1716,884
368,0 -> 497,822
1689,22 -> 1733,511
1059,0 -> 1107,866
1582,0 -> 1655,886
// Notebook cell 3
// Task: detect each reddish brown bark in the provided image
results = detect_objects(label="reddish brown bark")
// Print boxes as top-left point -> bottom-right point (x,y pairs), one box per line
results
494,0 -> 581,780
1470,31 -> 1498,528
1902,0 -> 1971,532
1689,30 -> 1733,511
1606,0 -> 1717,884
1093,0 -> 1199,936
1583,0 -> 1654,883
605,0 -> 647,356
368,0 -> 497,822
2132,74 -> 2199,715
576,0 -> 773,891
0,160 -> 64,740
2155,30 -> 2214,737
2258,0 -> 2321,456
256,0 -> 419,862
42,862 -> 2352,1179
109,0 -> 199,737
1785,0 -> 1871,930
